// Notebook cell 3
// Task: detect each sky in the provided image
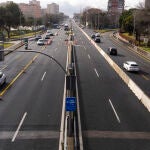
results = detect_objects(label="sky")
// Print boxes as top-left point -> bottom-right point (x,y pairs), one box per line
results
1,0 -> 145,16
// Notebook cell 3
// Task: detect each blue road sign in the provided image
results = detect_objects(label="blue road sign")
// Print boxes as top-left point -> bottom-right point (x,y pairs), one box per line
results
66,97 -> 76,111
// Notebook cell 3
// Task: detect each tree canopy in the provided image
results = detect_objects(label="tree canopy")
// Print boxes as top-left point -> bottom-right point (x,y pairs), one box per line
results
0,2 -> 24,38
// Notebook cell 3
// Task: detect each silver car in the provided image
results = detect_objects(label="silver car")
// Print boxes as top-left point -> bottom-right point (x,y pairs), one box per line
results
37,39 -> 45,45
0,71 -> 6,86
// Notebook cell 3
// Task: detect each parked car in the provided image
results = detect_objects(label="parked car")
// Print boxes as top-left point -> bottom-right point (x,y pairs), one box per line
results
123,61 -> 140,72
0,71 -> 6,86
37,39 -> 45,45
108,47 -> 117,55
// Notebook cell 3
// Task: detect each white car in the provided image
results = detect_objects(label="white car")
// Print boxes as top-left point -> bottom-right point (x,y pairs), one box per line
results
0,71 -> 6,86
123,61 -> 140,72
37,39 -> 45,45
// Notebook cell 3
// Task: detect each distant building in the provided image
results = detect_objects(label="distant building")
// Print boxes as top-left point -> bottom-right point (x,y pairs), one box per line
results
145,0 -> 150,9
47,3 -> 59,14
107,0 -> 125,27
19,0 -> 42,18
108,0 -> 124,14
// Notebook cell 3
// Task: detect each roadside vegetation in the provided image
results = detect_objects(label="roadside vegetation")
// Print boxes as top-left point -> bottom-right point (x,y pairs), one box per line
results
0,1 -> 67,42
119,4 -> 150,51
4,43 -> 13,49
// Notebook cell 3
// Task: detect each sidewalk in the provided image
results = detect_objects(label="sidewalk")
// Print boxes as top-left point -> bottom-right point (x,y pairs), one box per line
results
4,40 -> 23,55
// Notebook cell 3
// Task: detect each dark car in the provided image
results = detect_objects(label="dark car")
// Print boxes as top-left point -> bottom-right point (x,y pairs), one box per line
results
108,47 -> 117,55
94,36 -> 101,43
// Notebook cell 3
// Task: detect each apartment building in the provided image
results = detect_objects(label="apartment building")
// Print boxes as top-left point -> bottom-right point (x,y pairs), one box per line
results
47,3 -> 59,14
145,0 -> 150,9
108,0 -> 124,14
107,0 -> 125,27
19,0 -> 42,18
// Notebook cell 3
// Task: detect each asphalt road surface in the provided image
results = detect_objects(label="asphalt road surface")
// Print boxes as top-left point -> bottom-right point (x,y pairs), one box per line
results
73,22 -> 150,150
0,28 -> 67,150
0,22 -> 150,150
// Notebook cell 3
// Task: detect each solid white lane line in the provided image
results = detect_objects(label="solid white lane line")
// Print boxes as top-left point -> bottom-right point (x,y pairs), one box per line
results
94,68 -> 100,78
109,99 -> 121,123
41,72 -> 46,81
88,54 -> 91,60
12,112 -> 27,142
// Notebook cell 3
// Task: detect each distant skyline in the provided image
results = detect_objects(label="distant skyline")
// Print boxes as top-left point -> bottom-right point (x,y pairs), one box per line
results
0,0 -> 145,16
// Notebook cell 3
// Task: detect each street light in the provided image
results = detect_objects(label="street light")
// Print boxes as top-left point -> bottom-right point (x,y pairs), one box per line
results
133,10 -> 136,44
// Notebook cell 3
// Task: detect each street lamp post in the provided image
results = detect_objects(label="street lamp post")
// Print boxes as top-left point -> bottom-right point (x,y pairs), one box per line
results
133,10 -> 136,44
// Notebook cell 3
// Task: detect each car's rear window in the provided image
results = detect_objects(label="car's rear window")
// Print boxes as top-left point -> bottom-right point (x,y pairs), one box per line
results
131,64 -> 138,66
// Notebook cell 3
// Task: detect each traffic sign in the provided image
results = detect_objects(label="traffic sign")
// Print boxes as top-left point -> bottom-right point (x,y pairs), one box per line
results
66,97 -> 76,111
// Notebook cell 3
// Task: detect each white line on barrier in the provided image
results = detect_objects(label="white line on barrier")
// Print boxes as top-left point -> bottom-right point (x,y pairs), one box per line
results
12,112 -> 27,142
109,99 -> 121,123
41,72 -> 46,81
94,68 -> 100,78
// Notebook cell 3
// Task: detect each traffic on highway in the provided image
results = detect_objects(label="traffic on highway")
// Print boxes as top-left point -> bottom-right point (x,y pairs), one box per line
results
0,20 -> 150,150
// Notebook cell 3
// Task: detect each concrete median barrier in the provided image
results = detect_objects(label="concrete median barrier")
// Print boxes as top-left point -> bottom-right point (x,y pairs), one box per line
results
128,80 -> 144,100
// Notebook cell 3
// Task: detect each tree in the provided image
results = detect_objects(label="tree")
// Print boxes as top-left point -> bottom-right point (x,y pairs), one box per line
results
135,8 -> 150,45
81,8 -> 102,29
0,2 -> 25,38
119,9 -> 134,34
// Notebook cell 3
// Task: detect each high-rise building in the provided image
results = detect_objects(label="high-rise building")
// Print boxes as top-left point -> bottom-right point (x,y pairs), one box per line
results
107,0 -> 125,27
47,3 -> 59,14
19,0 -> 42,18
145,0 -> 150,9
108,0 -> 124,14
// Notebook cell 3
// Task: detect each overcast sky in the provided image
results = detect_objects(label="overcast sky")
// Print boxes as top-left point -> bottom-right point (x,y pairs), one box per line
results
1,0 -> 145,16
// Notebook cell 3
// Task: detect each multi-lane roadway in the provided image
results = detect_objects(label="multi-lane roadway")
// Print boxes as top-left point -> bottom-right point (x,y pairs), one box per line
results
73,22 -> 150,150
0,21 -> 150,150
0,29 -> 68,149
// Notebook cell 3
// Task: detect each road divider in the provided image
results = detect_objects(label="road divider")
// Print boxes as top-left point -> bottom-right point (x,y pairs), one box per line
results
77,24 -> 150,112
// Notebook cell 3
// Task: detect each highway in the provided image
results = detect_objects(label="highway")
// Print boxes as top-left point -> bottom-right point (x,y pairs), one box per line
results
0,29 -> 67,149
0,22 -> 150,150
73,22 -> 150,150
83,28 -> 150,97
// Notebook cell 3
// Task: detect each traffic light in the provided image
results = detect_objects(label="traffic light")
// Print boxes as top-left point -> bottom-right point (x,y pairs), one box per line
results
24,38 -> 28,49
